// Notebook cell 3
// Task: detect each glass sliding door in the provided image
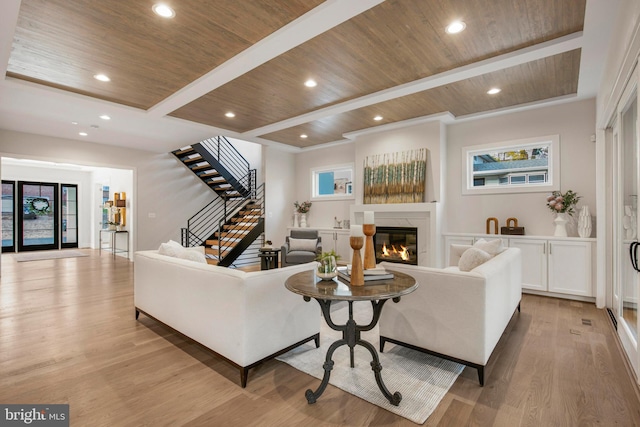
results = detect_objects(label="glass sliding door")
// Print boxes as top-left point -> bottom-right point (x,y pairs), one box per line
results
61,184 -> 78,248
2,180 -> 15,252
613,69 -> 639,377
18,181 -> 59,251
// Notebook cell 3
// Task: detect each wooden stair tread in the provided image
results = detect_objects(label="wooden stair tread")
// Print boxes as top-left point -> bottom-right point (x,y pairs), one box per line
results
198,171 -> 221,178
173,147 -> 195,155
231,217 -> 259,223
183,155 -> 203,163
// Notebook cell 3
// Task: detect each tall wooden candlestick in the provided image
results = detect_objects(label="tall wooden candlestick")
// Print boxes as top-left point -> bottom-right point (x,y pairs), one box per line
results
363,224 -> 376,269
349,236 -> 364,286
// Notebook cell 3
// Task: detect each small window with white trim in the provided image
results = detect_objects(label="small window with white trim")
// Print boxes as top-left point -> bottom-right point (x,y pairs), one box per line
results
462,135 -> 560,195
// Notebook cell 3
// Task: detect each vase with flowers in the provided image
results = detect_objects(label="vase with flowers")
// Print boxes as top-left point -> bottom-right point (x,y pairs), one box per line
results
294,200 -> 312,228
546,190 -> 581,237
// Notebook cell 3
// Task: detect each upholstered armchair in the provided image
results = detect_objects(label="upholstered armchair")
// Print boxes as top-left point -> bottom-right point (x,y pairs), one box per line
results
281,229 -> 322,267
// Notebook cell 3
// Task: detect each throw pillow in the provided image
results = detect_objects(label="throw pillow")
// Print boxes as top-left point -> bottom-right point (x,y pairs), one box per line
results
458,247 -> 492,272
158,242 -> 185,258
473,238 -> 503,255
177,248 -> 207,264
289,237 -> 318,252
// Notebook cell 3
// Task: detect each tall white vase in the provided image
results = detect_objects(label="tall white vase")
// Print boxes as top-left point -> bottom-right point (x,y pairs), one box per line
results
293,211 -> 299,228
577,206 -> 592,238
554,212 -> 568,237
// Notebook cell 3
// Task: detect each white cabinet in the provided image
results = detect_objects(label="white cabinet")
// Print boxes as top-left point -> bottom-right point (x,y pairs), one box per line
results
509,238 -> 547,292
444,234 -> 594,299
318,229 -> 351,261
547,240 -> 592,296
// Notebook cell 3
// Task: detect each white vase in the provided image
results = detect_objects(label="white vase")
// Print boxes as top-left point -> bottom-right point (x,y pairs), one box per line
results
554,212 -> 568,237
293,212 -> 299,228
577,206 -> 592,238
300,213 -> 307,227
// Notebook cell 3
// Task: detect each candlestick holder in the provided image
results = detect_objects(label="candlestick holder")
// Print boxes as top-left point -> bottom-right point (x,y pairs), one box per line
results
349,236 -> 364,286
363,224 -> 376,269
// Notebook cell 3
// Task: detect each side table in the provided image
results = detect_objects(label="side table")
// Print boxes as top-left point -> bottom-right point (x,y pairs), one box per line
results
99,229 -> 129,258
259,248 -> 281,270
285,270 -> 417,406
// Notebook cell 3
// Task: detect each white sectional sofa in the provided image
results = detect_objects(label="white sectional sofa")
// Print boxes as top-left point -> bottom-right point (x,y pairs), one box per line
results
134,250 -> 321,387
379,245 -> 522,386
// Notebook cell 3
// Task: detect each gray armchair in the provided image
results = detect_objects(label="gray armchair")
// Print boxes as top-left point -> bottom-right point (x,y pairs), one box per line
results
281,229 -> 322,267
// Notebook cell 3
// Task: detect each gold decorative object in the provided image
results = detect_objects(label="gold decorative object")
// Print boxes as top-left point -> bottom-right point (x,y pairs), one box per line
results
349,236 -> 365,286
486,217 -> 498,234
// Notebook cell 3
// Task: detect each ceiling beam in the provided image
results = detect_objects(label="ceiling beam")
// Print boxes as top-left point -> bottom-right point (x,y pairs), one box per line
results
0,0 -> 22,79
147,0 -> 384,118
243,31 -> 584,138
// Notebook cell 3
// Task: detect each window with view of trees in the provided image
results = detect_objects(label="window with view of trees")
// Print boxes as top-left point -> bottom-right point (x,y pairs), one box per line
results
462,135 -> 559,195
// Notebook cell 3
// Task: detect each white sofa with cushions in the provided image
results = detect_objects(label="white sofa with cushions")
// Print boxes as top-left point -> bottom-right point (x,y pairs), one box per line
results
134,246 -> 320,387
379,240 -> 522,386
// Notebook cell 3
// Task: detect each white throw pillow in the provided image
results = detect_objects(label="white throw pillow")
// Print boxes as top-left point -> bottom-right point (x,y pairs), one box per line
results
177,248 -> 207,264
473,238 -> 503,255
289,237 -> 318,252
158,242 -> 185,258
458,247 -> 492,272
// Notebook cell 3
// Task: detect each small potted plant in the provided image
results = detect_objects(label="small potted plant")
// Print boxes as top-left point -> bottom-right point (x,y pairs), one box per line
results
316,250 -> 340,281
263,239 -> 273,249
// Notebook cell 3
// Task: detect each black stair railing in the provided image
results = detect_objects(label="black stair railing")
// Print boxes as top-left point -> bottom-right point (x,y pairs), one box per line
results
199,136 -> 251,196
214,183 -> 264,267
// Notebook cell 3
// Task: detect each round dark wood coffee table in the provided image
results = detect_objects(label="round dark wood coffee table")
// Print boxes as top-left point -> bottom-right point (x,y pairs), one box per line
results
285,269 -> 417,406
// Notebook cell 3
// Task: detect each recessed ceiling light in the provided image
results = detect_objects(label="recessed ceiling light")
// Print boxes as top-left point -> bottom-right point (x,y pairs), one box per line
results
225,112 -> 235,118
300,134 -> 308,139
99,114 -> 111,120
445,20 -> 466,34
152,3 -> 175,18
71,121 -> 78,125
374,115 -> 383,121
487,87 -> 502,95
93,73 -> 110,82
304,79 -> 317,88
79,132 -> 88,136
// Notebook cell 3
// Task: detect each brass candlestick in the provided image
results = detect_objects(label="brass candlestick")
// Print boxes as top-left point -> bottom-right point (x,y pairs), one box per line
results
363,224 -> 376,269
349,236 -> 365,286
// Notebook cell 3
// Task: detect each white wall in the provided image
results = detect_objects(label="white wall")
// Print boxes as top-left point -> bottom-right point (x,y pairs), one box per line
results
446,99 -> 597,236
264,146 -> 296,247
292,143 -> 356,230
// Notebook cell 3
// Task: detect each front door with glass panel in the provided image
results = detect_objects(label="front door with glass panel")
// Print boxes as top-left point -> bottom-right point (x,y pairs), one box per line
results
17,181 -> 59,251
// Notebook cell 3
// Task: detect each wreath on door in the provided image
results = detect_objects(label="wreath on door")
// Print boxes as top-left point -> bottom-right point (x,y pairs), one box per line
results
30,197 -> 51,214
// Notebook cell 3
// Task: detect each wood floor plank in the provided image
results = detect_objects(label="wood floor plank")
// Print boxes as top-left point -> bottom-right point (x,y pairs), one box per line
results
1,251 -> 639,426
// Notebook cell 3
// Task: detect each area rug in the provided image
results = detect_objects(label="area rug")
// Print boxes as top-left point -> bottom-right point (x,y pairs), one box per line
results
277,302 -> 463,424
13,250 -> 89,262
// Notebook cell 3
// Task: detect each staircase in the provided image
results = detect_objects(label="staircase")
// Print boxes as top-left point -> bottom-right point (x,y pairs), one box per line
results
172,136 -> 264,267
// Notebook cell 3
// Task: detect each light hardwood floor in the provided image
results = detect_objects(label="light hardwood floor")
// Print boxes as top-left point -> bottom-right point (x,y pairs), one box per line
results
1,250 -> 640,426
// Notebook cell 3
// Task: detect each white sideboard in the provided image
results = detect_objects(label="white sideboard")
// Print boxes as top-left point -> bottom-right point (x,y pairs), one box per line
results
444,233 -> 596,301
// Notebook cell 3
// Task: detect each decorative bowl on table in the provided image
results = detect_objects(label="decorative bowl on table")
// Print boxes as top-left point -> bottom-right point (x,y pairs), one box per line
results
316,254 -> 337,280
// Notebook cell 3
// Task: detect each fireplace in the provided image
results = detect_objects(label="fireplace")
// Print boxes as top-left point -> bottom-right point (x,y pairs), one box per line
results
374,226 -> 418,265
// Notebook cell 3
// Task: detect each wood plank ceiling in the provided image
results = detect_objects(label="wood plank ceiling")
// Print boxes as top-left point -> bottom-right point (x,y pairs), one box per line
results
6,0 -> 586,149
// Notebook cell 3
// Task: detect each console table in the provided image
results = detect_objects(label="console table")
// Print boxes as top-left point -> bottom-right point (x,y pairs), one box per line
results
285,270 -> 417,406
99,229 -> 129,258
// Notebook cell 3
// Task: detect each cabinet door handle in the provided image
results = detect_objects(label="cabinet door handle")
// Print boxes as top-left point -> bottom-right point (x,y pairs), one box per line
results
549,243 -> 552,255
543,242 -> 546,255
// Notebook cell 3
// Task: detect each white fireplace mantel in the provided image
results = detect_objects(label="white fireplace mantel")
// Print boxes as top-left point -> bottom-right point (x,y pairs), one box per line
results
350,203 -> 442,267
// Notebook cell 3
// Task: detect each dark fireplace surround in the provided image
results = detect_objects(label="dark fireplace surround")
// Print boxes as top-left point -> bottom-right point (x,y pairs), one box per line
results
373,226 -> 418,265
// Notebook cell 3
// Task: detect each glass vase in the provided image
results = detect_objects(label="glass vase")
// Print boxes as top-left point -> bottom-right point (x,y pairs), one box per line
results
317,255 -> 337,280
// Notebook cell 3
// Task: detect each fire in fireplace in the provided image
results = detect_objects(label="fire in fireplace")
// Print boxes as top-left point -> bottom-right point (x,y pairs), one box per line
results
374,226 -> 418,265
